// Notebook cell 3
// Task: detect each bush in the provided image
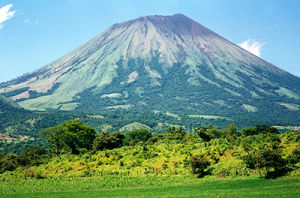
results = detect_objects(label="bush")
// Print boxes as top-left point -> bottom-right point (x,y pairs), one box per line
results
0,154 -> 19,173
242,145 -> 288,179
190,154 -> 210,177
23,145 -> 48,166
211,159 -> 249,177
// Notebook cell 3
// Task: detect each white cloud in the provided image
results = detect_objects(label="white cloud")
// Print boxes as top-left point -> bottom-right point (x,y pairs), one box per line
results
239,39 -> 264,57
0,4 -> 15,29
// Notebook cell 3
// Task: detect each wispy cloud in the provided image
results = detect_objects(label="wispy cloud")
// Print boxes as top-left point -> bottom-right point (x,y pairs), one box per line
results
24,18 -> 40,25
239,39 -> 264,57
0,4 -> 15,29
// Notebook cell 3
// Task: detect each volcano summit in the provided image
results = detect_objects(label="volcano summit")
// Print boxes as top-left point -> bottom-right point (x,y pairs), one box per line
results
1,14 -> 300,125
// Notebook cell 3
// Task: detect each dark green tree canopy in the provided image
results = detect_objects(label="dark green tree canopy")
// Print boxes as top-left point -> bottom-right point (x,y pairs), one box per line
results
93,131 -> 125,151
190,154 -> 211,177
0,154 -> 19,173
194,124 -> 221,142
241,125 -> 278,136
41,119 -> 96,154
123,129 -> 152,146
166,126 -> 187,139
24,145 -> 47,157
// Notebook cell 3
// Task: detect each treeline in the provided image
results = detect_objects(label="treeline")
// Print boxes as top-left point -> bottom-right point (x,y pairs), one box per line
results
0,120 -> 299,179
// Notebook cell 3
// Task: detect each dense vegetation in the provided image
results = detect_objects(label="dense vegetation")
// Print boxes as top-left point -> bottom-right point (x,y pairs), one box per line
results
0,120 -> 299,181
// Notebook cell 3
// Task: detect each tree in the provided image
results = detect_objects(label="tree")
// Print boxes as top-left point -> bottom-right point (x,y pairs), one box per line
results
123,129 -> 152,146
41,120 -> 96,155
219,123 -> 238,142
195,125 -> 220,141
190,154 -> 211,177
241,136 -> 287,179
93,132 -> 125,151
24,145 -> 48,166
166,126 -> 186,139
195,126 -> 212,141
254,146 -> 287,178
256,125 -> 278,134
223,123 -> 237,136
241,126 -> 257,136
286,145 -> 300,171
241,125 -> 278,136
0,154 -> 19,173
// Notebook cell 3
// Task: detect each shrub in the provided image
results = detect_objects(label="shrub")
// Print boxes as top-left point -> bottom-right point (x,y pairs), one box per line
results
286,145 -> 300,170
211,158 -> 249,177
0,154 -> 19,173
242,145 -> 288,179
23,145 -> 48,166
190,154 -> 210,177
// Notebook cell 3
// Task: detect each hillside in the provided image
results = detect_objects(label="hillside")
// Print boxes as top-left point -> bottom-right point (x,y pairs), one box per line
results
0,95 -> 32,131
0,94 -> 22,113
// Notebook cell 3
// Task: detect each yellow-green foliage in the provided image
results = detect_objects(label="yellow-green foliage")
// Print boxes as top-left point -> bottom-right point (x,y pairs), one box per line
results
211,158 -> 249,177
7,137 -> 251,179
2,125 -> 299,180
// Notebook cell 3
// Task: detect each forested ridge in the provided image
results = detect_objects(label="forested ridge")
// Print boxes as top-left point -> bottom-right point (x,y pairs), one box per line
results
1,103 -> 299,154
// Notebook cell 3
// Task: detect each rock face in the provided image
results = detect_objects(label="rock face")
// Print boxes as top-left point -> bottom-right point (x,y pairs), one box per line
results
0,14 -> 299,124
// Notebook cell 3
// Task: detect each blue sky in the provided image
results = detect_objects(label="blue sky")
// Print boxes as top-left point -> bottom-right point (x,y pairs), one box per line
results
0,0 -> 299,83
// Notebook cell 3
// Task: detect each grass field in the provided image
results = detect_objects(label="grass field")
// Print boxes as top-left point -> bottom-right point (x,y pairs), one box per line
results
0,177 -> 299,197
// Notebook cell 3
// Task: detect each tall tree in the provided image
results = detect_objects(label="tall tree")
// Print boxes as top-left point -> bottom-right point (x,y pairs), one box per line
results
41,120 -> 96,154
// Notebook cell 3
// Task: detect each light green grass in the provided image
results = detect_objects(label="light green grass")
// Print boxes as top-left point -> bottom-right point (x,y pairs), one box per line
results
242,104 -> 258,112
0,177 -> 299,198
119,122 -> 151,132
189,114 -> 230,120
278,103 -> 299,111
276,87 -> 299,100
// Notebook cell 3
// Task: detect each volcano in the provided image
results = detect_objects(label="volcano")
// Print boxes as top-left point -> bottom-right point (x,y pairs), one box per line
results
1,14 -> 300,125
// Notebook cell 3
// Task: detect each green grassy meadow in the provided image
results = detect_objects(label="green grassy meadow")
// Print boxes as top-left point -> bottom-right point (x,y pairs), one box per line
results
0,177 -> 299,198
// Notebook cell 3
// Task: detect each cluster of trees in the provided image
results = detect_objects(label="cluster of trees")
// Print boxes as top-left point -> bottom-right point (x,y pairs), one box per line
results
239,131 -> 299,179
0,145 -> 47,174
0,120 -> 299,179
191,125 -> 299,179
41,120 -> 97,155
41,120 -> 153,155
